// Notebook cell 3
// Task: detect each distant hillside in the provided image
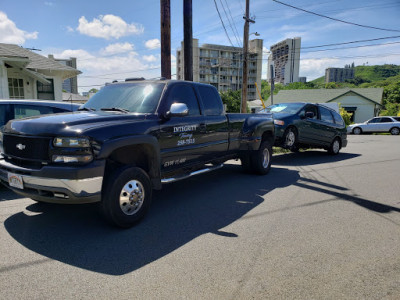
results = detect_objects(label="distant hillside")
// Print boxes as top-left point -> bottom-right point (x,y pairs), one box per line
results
311,64 -> 400,84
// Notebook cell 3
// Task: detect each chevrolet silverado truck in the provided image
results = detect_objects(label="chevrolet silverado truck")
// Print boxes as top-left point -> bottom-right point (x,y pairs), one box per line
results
0,80 -> 274,227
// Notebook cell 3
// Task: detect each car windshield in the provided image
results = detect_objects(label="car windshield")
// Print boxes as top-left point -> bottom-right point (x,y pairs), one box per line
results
265,103 -> 304,114
82,83 -> 165,113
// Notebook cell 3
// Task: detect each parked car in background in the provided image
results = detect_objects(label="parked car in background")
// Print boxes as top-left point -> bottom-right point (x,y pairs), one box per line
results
347,116 -> 400,135
0,100 -> 80,127
259,102 -> 347,154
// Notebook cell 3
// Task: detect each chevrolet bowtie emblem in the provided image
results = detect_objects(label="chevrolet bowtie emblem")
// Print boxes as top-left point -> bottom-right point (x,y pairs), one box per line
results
16,144 -> 26,150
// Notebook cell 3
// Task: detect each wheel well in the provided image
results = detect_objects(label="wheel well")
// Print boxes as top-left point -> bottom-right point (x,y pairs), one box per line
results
261,130 -> 274,145
104,144 -> 158,182
390,126 -> 399,131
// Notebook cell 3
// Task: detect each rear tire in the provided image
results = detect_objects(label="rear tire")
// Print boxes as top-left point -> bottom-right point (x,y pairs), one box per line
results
328,138 -> 341,155
390,127 -> 399,135
101,166 -> 152,228
250,140 -> 273,175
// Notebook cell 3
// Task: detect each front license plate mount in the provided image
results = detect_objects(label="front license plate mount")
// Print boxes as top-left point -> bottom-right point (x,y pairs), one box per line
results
8,173 -> 24,189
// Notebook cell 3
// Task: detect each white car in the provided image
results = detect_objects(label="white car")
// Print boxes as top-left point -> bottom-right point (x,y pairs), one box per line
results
347,116 -> 400,135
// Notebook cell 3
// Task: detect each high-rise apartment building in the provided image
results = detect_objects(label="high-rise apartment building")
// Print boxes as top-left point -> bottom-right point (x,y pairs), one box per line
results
267,37 -> 301,85
176,39 -> 263,101
325,67 -> 354,83
48,55 -> 78,94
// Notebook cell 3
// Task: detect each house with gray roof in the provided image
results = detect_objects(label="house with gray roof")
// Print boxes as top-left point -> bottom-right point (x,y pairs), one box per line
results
267,88 -> 383,123
0,43 -> 81,101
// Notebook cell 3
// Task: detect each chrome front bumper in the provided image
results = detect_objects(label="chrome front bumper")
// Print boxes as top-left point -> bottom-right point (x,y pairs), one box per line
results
0,159 -> 105,204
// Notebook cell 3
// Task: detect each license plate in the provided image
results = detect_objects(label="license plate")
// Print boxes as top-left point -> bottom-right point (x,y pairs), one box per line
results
8,173 -> 24,189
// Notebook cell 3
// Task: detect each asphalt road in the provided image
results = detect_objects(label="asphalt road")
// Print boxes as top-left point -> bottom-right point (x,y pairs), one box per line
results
0,135 -> 399,299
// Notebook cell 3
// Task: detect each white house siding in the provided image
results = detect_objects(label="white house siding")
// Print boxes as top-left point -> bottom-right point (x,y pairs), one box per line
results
0,61 -> 8,98
330,92 -> 377,123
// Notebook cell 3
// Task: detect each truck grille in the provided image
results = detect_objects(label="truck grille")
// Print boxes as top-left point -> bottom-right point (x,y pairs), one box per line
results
3,134 -> 51,161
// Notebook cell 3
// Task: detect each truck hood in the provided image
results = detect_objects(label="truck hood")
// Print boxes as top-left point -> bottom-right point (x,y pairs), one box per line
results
3,111 -> 150,136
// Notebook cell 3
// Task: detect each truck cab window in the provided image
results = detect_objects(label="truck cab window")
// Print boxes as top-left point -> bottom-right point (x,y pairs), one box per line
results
166,84 -> 200,116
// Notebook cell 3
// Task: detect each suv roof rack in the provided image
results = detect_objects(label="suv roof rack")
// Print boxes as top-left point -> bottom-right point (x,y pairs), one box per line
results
125,77 -> 145,82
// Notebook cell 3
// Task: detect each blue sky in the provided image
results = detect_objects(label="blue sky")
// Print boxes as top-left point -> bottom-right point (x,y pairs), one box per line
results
1,0 -> 399,93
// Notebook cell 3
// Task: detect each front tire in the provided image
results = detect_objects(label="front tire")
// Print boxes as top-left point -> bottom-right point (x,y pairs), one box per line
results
101,166 -> 152,228
390,127 -> 399,135
250,140 -> 273,175
328,138 -> 341,155
283,127 -> 298,152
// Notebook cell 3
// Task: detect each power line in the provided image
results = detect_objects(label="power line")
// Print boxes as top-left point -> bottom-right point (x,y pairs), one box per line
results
272,0 -> 400,32
220,0 -> 241,47
302,35 -> 400,49
302,41 -> 400,53
213,0 -> 235,46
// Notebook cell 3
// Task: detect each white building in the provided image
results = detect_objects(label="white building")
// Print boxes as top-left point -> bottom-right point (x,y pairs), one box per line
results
176,39 -> 263,101
0,43 -> 81,101
267,37 -> 301,85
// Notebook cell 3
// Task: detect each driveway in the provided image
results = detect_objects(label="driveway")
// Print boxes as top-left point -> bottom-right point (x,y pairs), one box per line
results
0,135 -> 399,299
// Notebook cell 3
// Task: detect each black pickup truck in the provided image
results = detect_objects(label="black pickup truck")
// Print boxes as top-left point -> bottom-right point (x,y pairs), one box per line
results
0,80 -> 274,227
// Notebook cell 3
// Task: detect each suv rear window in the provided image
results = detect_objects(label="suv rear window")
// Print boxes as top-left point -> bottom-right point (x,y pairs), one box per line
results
332,111 -> 344,126
197,85 -> 223,116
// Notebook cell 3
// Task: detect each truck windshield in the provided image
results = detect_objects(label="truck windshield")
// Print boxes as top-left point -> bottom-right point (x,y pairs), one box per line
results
82,83 -> 165,113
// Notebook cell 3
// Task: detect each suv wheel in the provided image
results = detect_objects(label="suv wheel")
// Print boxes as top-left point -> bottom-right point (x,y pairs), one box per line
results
102,166 -> 152,228
283,127 -> 298,152
328,138 -> 341,155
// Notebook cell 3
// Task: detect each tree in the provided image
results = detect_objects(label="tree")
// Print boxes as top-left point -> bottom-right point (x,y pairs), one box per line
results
220,90 -> 242,112
89,88 -> 99,94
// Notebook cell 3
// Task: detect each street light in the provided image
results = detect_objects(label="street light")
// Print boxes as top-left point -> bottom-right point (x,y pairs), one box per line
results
249,32 -> 260,37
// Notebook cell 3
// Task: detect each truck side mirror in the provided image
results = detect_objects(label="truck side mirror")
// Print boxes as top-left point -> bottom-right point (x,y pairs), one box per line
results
165,103 -> 189,118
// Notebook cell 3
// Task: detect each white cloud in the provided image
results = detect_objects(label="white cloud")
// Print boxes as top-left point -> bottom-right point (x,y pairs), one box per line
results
44,2 -> 54,6
145,39 -> 160,49
101,42 -> 134,55
0,11 -> 38,44
48,48 -> 161,93
300,58 -> 340,80
66,26 -> 74,33
142,54 -> 157,62
77,14 -> 144,40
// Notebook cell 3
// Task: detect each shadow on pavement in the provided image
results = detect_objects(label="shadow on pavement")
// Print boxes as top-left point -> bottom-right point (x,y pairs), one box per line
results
273,151 -> 360,167
0,186 -> 23,201
4,164 -> 300,275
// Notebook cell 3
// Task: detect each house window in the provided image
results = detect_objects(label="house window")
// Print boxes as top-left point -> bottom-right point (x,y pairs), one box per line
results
8,78 -> 24,99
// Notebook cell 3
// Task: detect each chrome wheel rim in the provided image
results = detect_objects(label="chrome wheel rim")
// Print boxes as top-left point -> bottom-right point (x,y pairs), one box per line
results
285,131 -> 295,147
119,180 -> 145,215
391,128 -> 399,135
332,140 -> 340,153
262,148 -> 270,168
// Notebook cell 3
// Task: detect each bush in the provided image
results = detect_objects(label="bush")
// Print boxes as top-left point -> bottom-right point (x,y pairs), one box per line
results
339,107 -> 352,126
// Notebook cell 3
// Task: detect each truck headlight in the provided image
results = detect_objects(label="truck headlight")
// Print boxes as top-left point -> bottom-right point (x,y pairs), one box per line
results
53,137 -> 90,148
52,155 -> 93,163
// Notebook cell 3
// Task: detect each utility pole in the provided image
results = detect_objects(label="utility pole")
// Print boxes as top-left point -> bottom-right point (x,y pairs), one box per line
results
183,0 -> 193,81
160,0 -> 171,79
270,64 -> 275,105
241,0 -> 254,113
